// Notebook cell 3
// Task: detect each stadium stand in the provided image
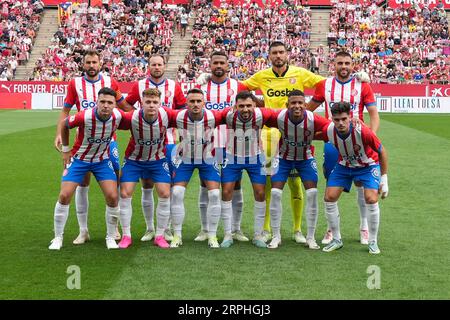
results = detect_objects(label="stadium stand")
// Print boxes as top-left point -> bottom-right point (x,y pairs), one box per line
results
327,0 -> 450,84
29,0 -> 183,81
177,0 -> 313,82
0,0 -> 42,81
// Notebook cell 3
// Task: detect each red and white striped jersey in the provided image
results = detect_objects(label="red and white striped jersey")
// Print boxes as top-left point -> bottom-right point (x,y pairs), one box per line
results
198,78 -> 246,148
222,108 -> 273,158
121,108 -> 177,161
324,123 -> 382,168
126,78 -> 186,144
267,109 -> 330,161
126,78 -> 186,110
66,108 -> 125,163
312,77 -> 376,121
173,109 -> 222,161
64,75 -> 124,111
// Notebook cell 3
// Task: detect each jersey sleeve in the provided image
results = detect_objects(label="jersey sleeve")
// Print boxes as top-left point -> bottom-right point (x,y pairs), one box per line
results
361,83 -> 376,108
361,125 -> 382,153
262,108 -> 279,127
164,107 -> 179,127
237,81 -> 248,92
313,113 -> 331,133
125,82 -> 140,105
111,79 -> 125,103
301,69 -> 325,89
311,79 -> 326,103
66,111 -> 84,129
118,110 -> 132,130
241,72 -> 260,91
63,79 -> 77,109
173,83 -> 187,109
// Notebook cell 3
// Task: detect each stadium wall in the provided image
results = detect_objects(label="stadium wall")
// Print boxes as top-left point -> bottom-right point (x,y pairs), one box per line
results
1,81 -> 449,113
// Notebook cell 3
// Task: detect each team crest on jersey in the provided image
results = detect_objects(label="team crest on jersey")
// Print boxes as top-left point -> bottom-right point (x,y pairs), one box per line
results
228,89 -> 235,96
165,90 -> 172,98
351,89 -> 359,96
371,167 -> 380,178
304,129 -> 311,137
289,78 -> 296,84
353,144 -> 361,153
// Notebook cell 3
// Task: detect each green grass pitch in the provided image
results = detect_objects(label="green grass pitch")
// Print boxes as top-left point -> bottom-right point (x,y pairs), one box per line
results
0,110 -> 449,299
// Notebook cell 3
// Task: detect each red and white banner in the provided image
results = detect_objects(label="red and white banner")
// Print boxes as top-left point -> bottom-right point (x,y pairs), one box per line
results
388,0 -> 450,9
1,81 -> 450,112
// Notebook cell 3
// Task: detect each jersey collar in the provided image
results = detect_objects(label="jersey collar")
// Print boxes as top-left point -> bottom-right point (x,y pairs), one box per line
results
335,123 -> 353,140
188,110 -> 204,122
94,108 -> 112,122
335,76 -> 354,85
83,74 -> 103,83
288,110 -> 305,125
211,77 -> 229,85
272,65 -> 289,78
140,109 -> 158,125
148,77 -> 166,86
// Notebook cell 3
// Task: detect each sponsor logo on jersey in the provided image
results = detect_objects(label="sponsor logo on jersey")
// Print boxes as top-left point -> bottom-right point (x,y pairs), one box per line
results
137,138 -> 163,146
283,137 -> 311,147
205,101 -> 232,110
87,136 -> 112,144
329,101 -> 357,110
81,100 -> 97,109
267,88 -> 294,97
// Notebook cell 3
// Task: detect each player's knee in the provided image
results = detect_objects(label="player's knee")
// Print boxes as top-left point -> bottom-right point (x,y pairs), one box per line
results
208,189 -> 221,204
172,185 -> 186,203
254,190 -> 266,202
58,191 -> 72,205
105,192 -> 118,207
324,193 -> 338,203
364,195 -> 378,205
120,188 -> 133,199
221,188 -> 233,201
270,188 -> 282,201
157,188 -> 171,199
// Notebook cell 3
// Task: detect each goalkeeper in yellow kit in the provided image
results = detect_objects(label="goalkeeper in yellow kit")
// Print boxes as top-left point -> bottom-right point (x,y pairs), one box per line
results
241,41 -> 324,243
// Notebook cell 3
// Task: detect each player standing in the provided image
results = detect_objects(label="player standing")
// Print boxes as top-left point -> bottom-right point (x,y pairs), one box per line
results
319,102 -> 388,254
169,88 -> 223,248
265,90 -> 330,249
195,51 -> 249,243
240,41 -> 324,244
49,88 -> 126,250
117,89 -> 175,249
125,54 -> 186,242
307,51 -> 380,245
54,50 -> 131,245
218,91 -> 273,248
